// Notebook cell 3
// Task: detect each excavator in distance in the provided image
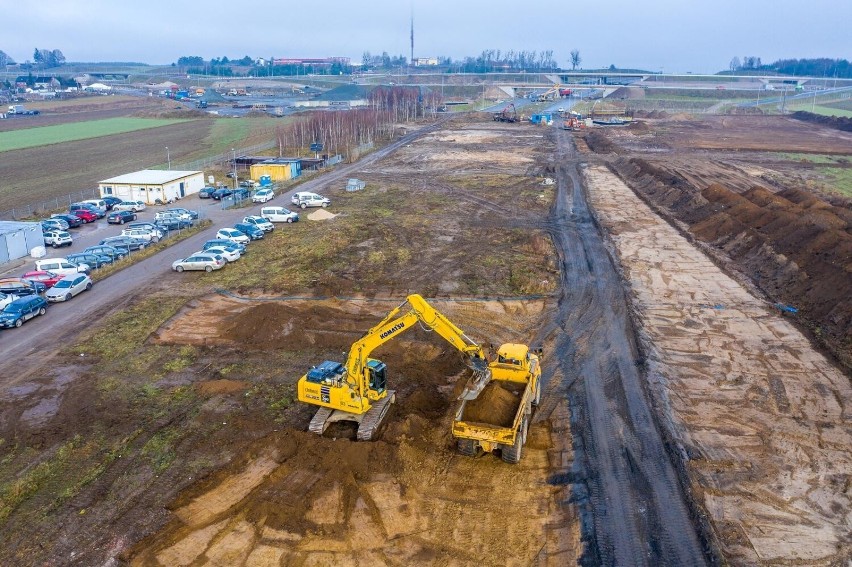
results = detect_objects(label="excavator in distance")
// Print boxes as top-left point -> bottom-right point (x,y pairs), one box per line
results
296,294 -> 535,442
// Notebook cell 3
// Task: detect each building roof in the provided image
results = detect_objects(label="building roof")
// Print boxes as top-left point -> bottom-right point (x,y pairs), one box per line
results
259,158 -> 301,165
0,221 -> 41,237
99,170 -> 202,185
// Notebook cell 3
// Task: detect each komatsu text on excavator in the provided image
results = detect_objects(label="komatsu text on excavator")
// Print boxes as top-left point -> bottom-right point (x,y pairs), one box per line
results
296,294 -> 500,441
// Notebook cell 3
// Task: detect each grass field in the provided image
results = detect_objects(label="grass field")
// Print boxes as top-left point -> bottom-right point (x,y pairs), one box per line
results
0,117 -> 190,152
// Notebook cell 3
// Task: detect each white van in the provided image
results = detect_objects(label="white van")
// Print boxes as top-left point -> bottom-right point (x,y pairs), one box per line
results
291,192 -> 330,209
35,258 -> 90,276
260,206 -> 299,223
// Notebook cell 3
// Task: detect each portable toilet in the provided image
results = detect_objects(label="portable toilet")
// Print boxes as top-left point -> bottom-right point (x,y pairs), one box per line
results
259,175 -> 272,187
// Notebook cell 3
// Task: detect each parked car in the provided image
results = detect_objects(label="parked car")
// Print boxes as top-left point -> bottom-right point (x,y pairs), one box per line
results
156,217 -> 192,231
120,227 -> 161,243
0,295 -> 48,328
50,213 -> 84,228
211,188 -> 233,200
113,200 -> 146,212
71,209 -> 98,223
42,230 -> 73,248
167,207 -> 199,220
172,253 -> 226,272
215,228 -> 250,244
252,188 -> 275,203
70,202 -> 106,218
233,222 -> 264,240
226,171 -> 239,179
200,245 -> 240,262
102,196 -> 124,210
260,206 -> 299,223
0,292 -> 17,311
0,278 -> 46,297
230,188 -> 250,200
155,211 -> 182,222
239,179 -> 257,188
45,274 -> 93,302
107,210 -> 137,224
34,258 -> 89,277
198,186 -> 217,199
291,191 -> 331,209
242,215 -> 274,232
99,236 -> 147,251
82,199 -> 109,212
21,270 -> 64,288
41,218 -> 69,232
203,239 -> 246,254
67,252 -> 113,269
83,245 -> 128,261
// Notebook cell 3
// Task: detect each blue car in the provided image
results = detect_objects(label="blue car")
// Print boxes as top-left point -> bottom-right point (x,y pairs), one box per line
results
203,239 -> 247,253
233,222 -> 264,240
0,295 -> 48,328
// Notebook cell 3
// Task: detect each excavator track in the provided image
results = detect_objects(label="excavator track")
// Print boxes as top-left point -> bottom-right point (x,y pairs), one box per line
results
308,407 -> 334,435
356,390 -> 396,441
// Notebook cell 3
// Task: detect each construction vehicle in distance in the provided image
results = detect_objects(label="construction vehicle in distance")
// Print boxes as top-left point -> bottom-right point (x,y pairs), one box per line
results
493,103 -> 520,123
297,294 -> 490,441
296,295 -> 540,452
452,343 -> 541,463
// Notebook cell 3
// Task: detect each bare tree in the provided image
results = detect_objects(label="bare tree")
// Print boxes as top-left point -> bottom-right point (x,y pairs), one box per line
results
570,49 -> 581,71
729,56 -> 742,72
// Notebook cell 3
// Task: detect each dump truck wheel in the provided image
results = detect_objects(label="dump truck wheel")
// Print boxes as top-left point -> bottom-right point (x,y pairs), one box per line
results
457,438 -> 480,458
502,416 -> 528,464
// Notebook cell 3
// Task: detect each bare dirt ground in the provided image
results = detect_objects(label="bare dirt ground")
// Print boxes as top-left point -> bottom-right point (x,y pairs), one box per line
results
580,114 -> 852,564
0,118 -> 583,566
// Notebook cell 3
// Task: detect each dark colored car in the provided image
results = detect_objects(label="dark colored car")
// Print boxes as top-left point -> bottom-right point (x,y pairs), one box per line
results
102,196 -> 123,210
203,239 -> 247,253
71,209 -> 98,223
0,295 -> 48,328
230,188 -> 251,200
99,236 -> 147,251
211,188 -> 233,200
67,252 -> 113,269
233,222 -> 264,240
156,218 -> 192,232
51,213 -> 84,228
107,210 -> 137,224
83,245 -> 128,261
198,186 -> 216,199
0,278 -> 47,296
21,270 -> 64,288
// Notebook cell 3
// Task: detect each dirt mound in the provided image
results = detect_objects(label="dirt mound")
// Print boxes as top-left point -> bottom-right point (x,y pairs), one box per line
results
791,111 -> 852,133
197,379 -> 249,395
461,381 -> 522,427
584,131 -> 618,154
307,209 -> 336,220
626,121 -> 650,134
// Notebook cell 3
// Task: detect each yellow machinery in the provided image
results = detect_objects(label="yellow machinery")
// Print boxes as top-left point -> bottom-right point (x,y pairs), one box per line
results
297,294 -> 492,441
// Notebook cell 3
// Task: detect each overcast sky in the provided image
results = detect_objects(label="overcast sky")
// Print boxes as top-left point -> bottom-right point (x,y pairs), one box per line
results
4,0 -> 851,73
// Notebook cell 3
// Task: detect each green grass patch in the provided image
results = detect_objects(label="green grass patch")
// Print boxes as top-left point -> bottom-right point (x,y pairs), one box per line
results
822,167 -> 852,198
0,117 -> 191,152
785,104 -> 852,118
141,427 -> 182,474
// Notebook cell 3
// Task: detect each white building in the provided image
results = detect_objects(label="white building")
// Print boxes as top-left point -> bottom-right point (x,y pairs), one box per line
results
0,222 -> 44,264
98,170 -> 205,204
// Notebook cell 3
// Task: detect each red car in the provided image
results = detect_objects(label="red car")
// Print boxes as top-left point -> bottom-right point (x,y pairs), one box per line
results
72,209 -> 98,223
21,270 -> 64,289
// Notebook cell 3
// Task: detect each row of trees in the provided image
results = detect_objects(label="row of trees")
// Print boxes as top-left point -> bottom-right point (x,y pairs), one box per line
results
33,48 -> 65,67
729,56 -> 852,78
361,51 -> 408,70
447,49 -> 559,73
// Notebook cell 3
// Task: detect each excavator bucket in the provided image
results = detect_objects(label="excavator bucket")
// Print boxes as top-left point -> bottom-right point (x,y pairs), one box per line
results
458,358 -> 492,401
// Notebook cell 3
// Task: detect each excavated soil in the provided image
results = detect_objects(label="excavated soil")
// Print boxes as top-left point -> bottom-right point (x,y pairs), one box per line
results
585,164 -> 852,565
593,115 -> 852,369
461,380 -> 523,427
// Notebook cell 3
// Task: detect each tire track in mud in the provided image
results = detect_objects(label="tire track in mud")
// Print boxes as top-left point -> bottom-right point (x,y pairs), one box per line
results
543,131 -> 710,566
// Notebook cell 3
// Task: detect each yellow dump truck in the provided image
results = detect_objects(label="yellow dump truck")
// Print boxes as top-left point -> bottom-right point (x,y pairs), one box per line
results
452,343 -> 541,463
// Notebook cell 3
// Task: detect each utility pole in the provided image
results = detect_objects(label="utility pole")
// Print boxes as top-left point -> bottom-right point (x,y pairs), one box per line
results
410,7 -> 414,68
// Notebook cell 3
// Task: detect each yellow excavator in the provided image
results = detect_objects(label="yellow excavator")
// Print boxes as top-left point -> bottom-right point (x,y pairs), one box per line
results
297,294 -> 497,441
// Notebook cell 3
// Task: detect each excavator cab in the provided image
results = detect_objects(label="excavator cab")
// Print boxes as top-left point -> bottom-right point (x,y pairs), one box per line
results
366,359 -> 387,394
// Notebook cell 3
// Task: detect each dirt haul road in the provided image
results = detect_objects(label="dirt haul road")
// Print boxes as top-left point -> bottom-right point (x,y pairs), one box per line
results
543,131 -> 710,565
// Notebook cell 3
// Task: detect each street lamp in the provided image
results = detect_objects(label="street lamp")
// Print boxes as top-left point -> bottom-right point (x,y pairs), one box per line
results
232,148 -> 237,190
165,146 -> 171,170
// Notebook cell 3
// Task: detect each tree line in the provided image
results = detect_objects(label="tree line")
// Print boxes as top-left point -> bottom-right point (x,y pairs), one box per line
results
729,56 -> 852,78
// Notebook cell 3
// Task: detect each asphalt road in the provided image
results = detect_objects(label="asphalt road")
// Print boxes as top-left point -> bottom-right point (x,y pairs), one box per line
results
0,122 -> 447,381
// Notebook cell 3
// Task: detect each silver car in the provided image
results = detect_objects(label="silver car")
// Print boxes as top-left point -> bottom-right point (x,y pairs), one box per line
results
45,274 -> 93,302
172,253 -> 226,273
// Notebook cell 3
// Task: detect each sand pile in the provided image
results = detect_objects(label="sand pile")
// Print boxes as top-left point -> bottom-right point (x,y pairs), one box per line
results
461,381 -> 521,427
307,209 -> 337,221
